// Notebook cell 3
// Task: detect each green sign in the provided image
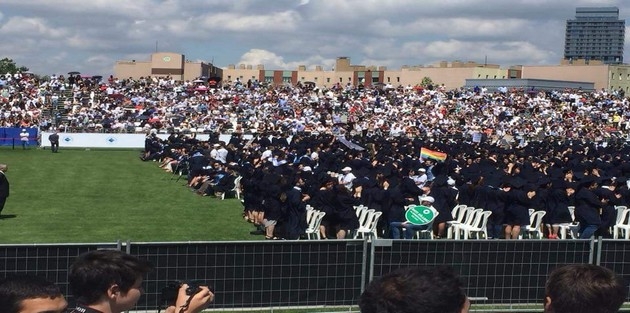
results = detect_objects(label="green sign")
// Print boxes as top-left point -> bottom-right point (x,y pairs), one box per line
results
405,205 -> 436,225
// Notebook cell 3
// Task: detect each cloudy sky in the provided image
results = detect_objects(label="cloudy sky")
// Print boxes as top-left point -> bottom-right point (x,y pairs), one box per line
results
1,0 -> 630,76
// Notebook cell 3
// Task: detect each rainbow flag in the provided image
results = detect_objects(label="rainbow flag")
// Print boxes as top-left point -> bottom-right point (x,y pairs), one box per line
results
421,147 -> 447,162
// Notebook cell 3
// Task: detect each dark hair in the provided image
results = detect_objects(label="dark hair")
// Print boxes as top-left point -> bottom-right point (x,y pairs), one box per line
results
0,274 -> 64,313
546,264 -> 626,313
359,266 -> 467,313
68,250 -> 153,305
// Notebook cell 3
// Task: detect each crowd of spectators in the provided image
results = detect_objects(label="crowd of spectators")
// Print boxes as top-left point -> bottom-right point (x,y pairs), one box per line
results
4,70 -> 630,240
2,71 -> 630,139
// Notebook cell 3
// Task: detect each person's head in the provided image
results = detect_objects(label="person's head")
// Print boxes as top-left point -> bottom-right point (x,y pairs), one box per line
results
544,264 -> 626,313
0,163 -> 8,172
359,266 -> 469,313
0,274 -> 67,313
420,196 -> 435,206
68,250 -> 153,311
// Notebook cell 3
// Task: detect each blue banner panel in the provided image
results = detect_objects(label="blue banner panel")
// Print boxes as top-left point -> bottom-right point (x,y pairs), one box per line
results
0,127 -> 38,147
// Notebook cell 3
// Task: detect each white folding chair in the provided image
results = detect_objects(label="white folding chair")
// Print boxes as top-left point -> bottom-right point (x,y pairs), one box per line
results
556,206 -> 579,239
305,206 -> 317,225
354,205 -> 369,218
450,208 -> 480,239
353,205 -> 367,215
305,211 -> 326,240
414,211 -> 440,239
612,206 -> 628,234
521,210 -> 546,239
356,208 -> 375,229
454,210 -> 491,239
354,211 -> 383,239
446,205 -> 471,238
221,176 -> 242,200
613,208 -> 630,239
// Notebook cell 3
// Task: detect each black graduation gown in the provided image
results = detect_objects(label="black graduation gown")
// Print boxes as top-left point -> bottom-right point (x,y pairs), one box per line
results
574,188 -> 603,226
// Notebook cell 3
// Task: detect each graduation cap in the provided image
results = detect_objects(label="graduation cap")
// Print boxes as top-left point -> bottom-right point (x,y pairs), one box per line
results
432,175 -> 448,187
523,183 -> 538,192
599,176 -> 614,186
579,176 -> 598,188
558,181 -> 578,190
353,177 -> 369,188
573,171 -> 585,181
504,176 -> 526,189
511,177 -> 527,189
615,176 -> 627,185
537,177 -> 551,187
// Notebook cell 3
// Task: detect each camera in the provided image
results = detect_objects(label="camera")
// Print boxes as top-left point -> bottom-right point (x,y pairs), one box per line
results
160,280 -> 207,305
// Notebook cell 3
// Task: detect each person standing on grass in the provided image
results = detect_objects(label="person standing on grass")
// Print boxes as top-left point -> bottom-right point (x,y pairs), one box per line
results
0,164 -> 9,217
19,129 -> 29,150
49,130 -> 60,153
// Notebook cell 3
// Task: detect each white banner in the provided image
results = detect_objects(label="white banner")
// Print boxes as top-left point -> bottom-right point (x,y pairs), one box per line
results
39,133 -> 250,148
41,132 -> 148,148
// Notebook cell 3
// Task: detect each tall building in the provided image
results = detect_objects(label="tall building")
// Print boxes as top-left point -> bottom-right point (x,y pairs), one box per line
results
564,7 -> 625,64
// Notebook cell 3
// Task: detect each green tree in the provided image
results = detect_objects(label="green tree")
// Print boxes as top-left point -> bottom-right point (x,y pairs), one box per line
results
421,76 -> 434,87
0,58 -> 29,74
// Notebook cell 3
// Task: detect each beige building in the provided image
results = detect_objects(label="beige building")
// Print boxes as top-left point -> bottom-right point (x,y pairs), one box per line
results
520,59 -> 630,92
385,61 -> 512,89
223,57 -> 510,90
114,54 -> 630,92
114,52 -> 222,82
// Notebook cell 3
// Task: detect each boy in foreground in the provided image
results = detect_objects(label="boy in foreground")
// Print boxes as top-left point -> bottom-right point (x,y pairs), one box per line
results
68,249 -> 214,313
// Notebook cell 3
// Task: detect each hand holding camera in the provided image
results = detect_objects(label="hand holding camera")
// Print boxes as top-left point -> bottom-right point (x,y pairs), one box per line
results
162,281 -> 214,313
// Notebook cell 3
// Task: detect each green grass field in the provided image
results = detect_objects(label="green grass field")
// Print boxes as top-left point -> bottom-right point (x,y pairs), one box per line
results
0,147 -> 253,244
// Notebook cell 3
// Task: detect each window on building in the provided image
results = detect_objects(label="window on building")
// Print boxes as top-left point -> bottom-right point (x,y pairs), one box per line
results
396,77 -> 400,83
314,77 -> 318,82
301,77 -> 305,81
493,75 -> 497,79
339,78 -> 343,83
264,76 -> 273,83
387,77 -> 390,83
348,77 -> 352,82
227,75 -> 231,81
327,78 -> 330,83
485,75 -> 489,79
372,76 -> 379,83
282,77 -> 292,84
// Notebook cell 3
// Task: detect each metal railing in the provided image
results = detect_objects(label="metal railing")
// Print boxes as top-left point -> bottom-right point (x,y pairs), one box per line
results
0,238 -> 628,312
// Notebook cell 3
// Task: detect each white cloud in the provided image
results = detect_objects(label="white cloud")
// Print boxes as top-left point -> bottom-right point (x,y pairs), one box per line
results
198,11 -> 301,32
0,0 -> 628,75
0,17 -> 67,38
237,49 -> 335,70
237,49 -> 292,69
